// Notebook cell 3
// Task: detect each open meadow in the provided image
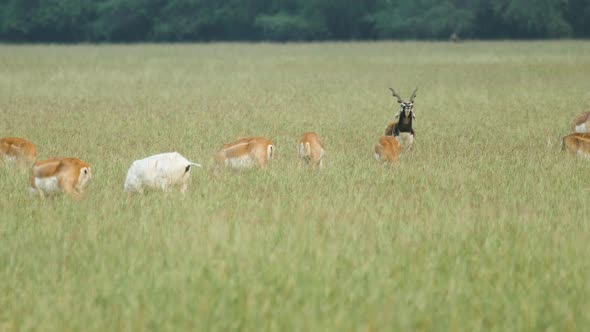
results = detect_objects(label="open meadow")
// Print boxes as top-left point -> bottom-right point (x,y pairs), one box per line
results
1,41 -> 590,331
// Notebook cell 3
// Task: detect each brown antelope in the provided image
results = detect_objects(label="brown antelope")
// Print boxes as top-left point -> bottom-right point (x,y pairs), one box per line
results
0,137 -> 37,167
374,136 -> 401,163
562,133 -> 590,158
29,157 -> 92,199
572,112 -> 590,133
384,87 -> 418,150
215,137 -> 274,173
298,132 -> 325,168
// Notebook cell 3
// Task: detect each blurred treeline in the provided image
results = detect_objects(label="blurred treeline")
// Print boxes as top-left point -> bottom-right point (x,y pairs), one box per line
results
1,0 -> 589,42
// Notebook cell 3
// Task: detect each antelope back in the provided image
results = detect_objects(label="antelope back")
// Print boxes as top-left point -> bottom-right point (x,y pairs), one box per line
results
0,137 -> 37,164
562,133 -> 590,156
375,136 -> 401,163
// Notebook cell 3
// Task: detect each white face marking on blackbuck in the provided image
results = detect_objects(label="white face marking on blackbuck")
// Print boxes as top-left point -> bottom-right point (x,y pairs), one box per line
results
389,87 -> 418,119
400,102 -> 414,118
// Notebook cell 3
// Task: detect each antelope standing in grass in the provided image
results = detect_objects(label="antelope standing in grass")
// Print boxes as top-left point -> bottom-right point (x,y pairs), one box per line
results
384,87 -> 418,150
562,133 -> 590,159
215,137 -> 274,174
29,157 -> 92,200
0,137 -> 37,167
124,152 -> 202,193
572,112 -> 590,133
374,136 -> 401,163
298,132 -> 325,168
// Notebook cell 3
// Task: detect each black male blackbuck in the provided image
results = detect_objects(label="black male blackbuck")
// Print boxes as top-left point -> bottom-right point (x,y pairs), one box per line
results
384,87 -> 418,150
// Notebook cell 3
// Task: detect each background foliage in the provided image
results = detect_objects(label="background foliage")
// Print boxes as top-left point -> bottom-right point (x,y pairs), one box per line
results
1,0 -> 590,42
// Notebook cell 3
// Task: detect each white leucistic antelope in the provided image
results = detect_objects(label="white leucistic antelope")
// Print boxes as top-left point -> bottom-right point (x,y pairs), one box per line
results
572,112 -> 590,133
1,137 -> 37,167
29,157 -> 92,200
215,137 -> 274,173
124,152 -> 202,193
562,133 -> 590,159
298,132 -> 325,168
384,87 -> 418,150
374,136 -> 401,163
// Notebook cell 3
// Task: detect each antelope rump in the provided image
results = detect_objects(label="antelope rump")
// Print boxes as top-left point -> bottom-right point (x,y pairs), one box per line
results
124,152 -> 202,193
374,136 -> 401,163
297,132 -> 325,168
572,112 -> 590,133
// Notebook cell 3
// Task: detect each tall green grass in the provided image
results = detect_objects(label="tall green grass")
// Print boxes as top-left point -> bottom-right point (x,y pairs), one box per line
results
1,42 -> 590,331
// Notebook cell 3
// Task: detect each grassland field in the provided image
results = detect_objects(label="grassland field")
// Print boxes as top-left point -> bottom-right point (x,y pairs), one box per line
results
1,41 -> 590,331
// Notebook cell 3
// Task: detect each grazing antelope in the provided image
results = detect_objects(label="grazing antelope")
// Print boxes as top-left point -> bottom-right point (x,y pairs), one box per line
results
298,132 -> 325,168
124,152 -> 202,193
215,137 -> 274,173
374,136 -> 401,163
572,112 -> 590,133
0,137 -> 37,167
562,133 -> 590,158
384,87 -> 418,150
29,157 -> 92,200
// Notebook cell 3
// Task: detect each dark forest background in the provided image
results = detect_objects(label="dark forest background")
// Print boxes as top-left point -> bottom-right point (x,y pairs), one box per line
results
1,0 -> 589,42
